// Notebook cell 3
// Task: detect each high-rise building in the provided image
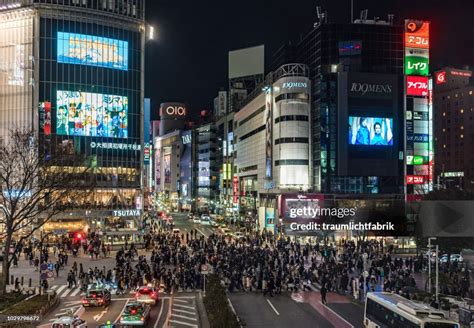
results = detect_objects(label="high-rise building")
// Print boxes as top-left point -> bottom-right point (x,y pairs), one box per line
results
433,67 -> 474,189
0,0 -> 146,242
272,16 -> 407,196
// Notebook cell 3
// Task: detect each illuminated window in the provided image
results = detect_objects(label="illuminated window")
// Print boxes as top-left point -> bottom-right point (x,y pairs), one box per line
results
460,134 -> 464,138
447,95 -> 451,99
460,109 -> 464,114
455,94 -> 458,97
442,128 -> 446,132
470,91 -> 473,95
443,112 -> 446,117
443,144 -> 446,148
461,126 -> 464,130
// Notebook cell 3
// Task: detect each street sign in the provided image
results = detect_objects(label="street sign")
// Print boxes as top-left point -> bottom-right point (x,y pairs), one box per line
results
47,271 -> 54,278
201,264 -> 209,275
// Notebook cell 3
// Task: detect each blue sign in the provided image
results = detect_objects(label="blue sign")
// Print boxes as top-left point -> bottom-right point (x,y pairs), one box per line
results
57,32 -> 128,70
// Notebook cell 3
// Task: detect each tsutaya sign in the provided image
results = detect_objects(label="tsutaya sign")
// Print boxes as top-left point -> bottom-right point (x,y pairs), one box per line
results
112,209 -> 141,217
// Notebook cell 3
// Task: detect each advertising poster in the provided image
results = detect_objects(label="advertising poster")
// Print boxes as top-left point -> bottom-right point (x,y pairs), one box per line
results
155,148 -> 161,191
265,208 -> 275,233
56,90 -> 128,138
57,32 -> 128,70
39,102 -> 51,135
348,116 -> 393,146
265,92 -> 273,179
405,20 -> 430,49
406,76 -> 429,96
164,154 -> 171,184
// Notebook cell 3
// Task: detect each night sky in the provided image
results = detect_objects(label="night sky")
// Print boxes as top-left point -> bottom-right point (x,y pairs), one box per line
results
145,0 -> 474,117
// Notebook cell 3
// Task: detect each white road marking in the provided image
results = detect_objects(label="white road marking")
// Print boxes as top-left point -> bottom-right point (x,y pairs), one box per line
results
195,228 -> 207,236
266,298 -> 280,316
173,303 -> 195,310
173,308 -> 196,315
70,287 -> 82,297
50,285 -> 59,290
60,287 -> 73,297
93,310 -> 107,322
154,298 -> 166,328
168,319 -> 198,327
174,295 -> 196,300
172,313 -> 197,321
56,285 -> 67,295
115,299 -> 130,323
319,301 -> 354,328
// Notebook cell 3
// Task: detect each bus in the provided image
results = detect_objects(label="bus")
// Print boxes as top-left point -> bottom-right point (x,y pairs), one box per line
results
364,292 -> 459,328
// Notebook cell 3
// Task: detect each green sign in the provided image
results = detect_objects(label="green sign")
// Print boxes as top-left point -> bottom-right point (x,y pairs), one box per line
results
406,155 -> 413,165
405,56 -> 429,76
413,156 -> 424,165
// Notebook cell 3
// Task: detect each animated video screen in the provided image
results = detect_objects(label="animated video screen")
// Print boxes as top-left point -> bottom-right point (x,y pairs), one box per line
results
57,32 -> 128,70
56,90 -> 128,138
349,116 -> 393,146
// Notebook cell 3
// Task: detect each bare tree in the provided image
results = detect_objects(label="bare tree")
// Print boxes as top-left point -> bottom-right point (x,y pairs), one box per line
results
0,128 -> 91,295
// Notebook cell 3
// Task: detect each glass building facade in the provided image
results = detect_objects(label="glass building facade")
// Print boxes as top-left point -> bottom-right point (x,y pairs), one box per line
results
0,0 -> 145,241
273,21 -> 404,195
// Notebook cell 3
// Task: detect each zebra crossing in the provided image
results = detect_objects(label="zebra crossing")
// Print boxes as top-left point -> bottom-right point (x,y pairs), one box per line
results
169,295 -> 199,328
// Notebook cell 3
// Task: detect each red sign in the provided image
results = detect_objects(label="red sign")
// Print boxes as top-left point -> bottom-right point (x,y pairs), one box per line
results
44,102 -> 51,135
436,71 -> 446,84
405,20 -> 430,49
407,76 -> 429,96
406,175 -> 425,185
450,70 -> 472,77
233,176 -> 238,204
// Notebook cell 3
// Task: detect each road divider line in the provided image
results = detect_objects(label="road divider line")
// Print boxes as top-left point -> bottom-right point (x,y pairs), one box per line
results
266,298 -> 280,316
154,298 -> 166,328
114,298 -> 130,323
319,301 -> 354,328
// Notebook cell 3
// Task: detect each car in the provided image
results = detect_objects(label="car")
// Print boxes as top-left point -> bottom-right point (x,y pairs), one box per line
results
210,220 -> 219,227
200,215 -> 211,225
232,231 -> 245,239
52,316 -> 87,328
218,227 -> 232,236
135,286 -> 159,305
120,301 -> 151,326
81,288 -> 112,307
193,216 -> 201,224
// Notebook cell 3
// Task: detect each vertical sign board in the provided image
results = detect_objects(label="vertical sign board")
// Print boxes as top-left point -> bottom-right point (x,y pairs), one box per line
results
155,148 -> 161,191
233,176 -> 238,204
265,90 -> 273,179
405,19 -> 432,197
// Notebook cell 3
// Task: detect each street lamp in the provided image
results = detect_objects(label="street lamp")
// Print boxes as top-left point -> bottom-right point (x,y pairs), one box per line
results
427,237 -> 438,302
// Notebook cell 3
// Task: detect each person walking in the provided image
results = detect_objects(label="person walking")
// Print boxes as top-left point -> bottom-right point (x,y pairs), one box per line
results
321,284 -> 328,304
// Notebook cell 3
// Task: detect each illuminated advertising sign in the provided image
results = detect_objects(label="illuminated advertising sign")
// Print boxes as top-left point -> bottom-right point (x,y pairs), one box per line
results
436,71 -> 446,84
160,103 -> 187,119
39,101 -> 51,135
414,165 -> 429,176
407,134 -> 429,142
413,155 -> 425,165
405,56 -> 429,76
155,148 -> 161,190
450,70 -> 472,77
349,116 -> 393,146
405,20 -> 429,49
265,208 -> 275,228
233,176 -> 238,204
144,143 -> 150,164
57,90 -> 128,138
406,155 -> 413,165
338,40 -> 362,56
407,76 -> 429,96
164,154 -> 171,184
57,32 -> 128,70
406,175 -> 424,185
265,91 -> 273,179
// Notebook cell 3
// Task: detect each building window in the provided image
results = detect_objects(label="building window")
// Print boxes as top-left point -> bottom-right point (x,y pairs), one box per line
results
275,159 -> 309,166
275,137 -> 309,145
460,109 -> 464,114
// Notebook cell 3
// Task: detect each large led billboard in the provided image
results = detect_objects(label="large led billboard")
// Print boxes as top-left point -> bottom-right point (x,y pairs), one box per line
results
349,116 -> 393,146
56,90 -> 128,138
57,32 -> 128,70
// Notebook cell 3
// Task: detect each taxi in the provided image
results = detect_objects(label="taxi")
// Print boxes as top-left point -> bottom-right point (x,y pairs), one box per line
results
81,287 -> 112,307
119,301 -> 151,326
135,285 -> 159,305
51,316 -> 86,328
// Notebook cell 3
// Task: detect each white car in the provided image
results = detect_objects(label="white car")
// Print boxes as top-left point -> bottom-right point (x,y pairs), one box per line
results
52,316 -> 87,328
200,215 -> 211,225
193,216 -> 201,224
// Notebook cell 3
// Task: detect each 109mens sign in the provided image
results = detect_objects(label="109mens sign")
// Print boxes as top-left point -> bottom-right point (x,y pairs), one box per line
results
160,102 -> 187,118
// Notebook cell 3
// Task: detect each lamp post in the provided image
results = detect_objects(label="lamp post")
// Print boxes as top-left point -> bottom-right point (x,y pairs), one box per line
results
427,237 -> 437,296
38,230 -> 54,296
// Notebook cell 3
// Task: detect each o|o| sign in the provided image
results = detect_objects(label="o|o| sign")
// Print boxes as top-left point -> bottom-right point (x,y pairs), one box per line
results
166,106 -> 186,116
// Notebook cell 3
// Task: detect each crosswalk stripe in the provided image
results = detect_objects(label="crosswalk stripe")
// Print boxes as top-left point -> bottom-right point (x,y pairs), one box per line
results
172,313 -> 197,321
169,319 -> 198,327
70,287 -> 82,297
50,285 -> 59,290
56,285 -> 67,295
173,304 -> 195,310
61,287 -> 74,297
174,298 -> 190,303
173,308 -> 196,315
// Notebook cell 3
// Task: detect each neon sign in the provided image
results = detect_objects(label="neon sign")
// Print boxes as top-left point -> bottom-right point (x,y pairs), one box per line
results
407,76 -> 429,96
